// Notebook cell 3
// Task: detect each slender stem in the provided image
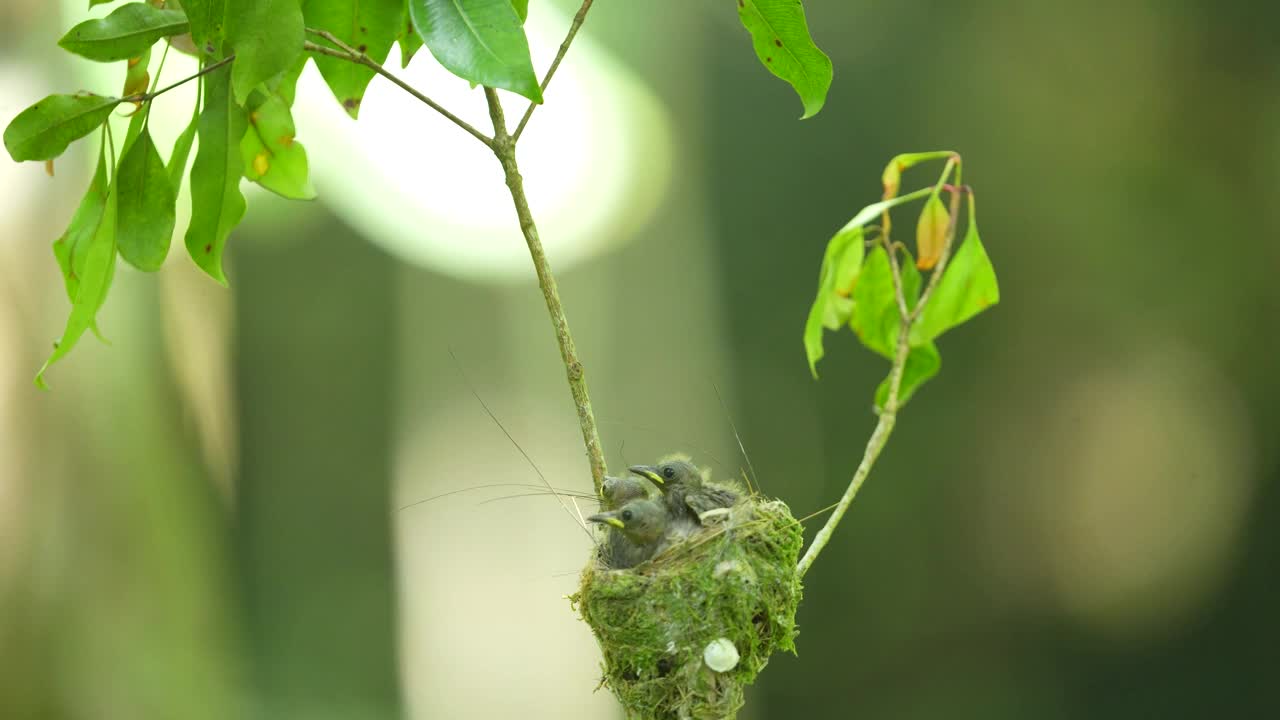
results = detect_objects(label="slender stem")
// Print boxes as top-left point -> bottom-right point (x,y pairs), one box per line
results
798,155 -> 967,577
483,87 -> 608,495
303,32 -> 493,147
511,0 -> 595,142
122,54 -> 233,104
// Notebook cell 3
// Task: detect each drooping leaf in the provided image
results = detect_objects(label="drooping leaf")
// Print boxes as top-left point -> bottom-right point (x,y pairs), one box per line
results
850,246 -> 920,360
511,0 -> 528,21
804,222 -> 864,377
167,88 -> 202,189
37,168 -> 119,388
227,0 -> 305,105
185,64 -> 247,284
874,341 -> 940,410
910,195 -> 999,345
122,47 -> 152,97
915,194 -> 949,271
183,0 -> 230,57
117,126 -> 177,271
58,3 -> 189,62
410,0 -> 542,103
398,0 -> 424,68
3,93 -> 120,162
736,0 -> 833,119
304,0 -> 401,117
53,144 -> 109,305
240,91 -> 316,199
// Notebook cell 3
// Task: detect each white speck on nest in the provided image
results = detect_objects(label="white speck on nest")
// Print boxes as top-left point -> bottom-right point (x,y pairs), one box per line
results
703,638 -> 740,673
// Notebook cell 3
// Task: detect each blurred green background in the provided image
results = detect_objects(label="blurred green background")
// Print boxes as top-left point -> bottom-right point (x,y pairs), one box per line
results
2,1 -> 1278,718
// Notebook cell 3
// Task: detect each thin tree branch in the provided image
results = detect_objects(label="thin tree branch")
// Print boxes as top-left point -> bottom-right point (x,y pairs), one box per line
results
122,54 -> 234,104
798,156 -> 967,578
511,0 -> 595,142
303,30 -> 493,147
483,87 -> 608,495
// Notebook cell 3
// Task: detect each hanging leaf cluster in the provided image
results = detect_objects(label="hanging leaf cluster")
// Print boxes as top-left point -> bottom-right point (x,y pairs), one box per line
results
4,0 -> 833,386
804,152 -> 1000,408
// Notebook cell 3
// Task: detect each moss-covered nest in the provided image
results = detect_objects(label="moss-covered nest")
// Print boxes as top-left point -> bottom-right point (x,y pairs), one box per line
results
571,498 -> 804,719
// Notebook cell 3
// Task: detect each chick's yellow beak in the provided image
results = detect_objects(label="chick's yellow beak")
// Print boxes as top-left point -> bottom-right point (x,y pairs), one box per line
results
587,512 -> 625,529
628,465 -> 664,485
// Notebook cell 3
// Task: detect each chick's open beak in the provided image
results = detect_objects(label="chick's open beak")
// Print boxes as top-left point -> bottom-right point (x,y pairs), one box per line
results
587,512 -> 625,529
628,465 -> 664,485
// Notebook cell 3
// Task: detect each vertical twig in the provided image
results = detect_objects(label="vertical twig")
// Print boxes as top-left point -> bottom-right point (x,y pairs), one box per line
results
484,88 -> 608,495
796,158 -> 963,577
512,0 -> 595,142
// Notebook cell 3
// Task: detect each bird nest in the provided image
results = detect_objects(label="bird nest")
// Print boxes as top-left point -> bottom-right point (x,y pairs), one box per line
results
571,497 -> 804,719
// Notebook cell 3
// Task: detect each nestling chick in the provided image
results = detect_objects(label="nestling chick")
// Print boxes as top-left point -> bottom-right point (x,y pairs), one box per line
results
601,473 -> 659,509
588,498 -> 694,568
628,455 -> 738,524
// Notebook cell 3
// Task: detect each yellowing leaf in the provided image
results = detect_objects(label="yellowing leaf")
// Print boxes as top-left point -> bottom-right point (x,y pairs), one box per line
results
915,194 -> 949,270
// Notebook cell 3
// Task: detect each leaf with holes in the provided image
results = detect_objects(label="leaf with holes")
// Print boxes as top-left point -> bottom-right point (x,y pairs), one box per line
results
117,126 -> 177,271
58,3 -> 189,62
3,93 -> 120,162
410,0 -> 542,102
185,65 -> 247,285
304,0 -> 401,117
736,0 -> 833,118
227,0 -> 305,104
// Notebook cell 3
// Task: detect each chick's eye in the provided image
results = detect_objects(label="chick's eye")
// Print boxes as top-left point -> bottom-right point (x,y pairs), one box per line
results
621,510 -> 633,522
662,467 -> 676,480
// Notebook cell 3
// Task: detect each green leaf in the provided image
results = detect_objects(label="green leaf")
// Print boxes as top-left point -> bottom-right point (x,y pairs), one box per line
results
736,0 -> 833,119
168,90 -> 201,189
910,196 -> 999,345
38,165 -> 119,388
227,0 -> 305,105
410,0 -> 542,103
850,246 -> 920,360
874,341 -> 940,409
241,92 -> 316,199
3,93 -> 120,162
53,144 -> 109,306
122,46 -> 152,97
511,0 -> 528,21
803,222 -> 863,377
185,64 -> 248,284
117,126 -> 177,271
183,0 -> 230,57
58,3 -> 189,62
398,0 -> 424,67
304,0 -> 401,117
